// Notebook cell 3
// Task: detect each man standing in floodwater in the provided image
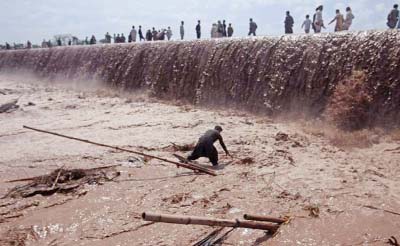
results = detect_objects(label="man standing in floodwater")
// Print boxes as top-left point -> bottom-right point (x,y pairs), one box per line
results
248,18 -> 258,36
188,126 -> 231,166
180,21 -> 185,40
284,11 -> 294,34
196,20 -> 201,39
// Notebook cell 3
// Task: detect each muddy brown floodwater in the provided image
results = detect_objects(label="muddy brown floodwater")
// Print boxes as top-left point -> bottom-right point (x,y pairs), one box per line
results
0,75 -> 399,245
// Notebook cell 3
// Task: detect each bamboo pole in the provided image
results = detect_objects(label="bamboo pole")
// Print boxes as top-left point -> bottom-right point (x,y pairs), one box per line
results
23,125 -> 216,176
142,212 -> 279,232
243,214 -> 287,224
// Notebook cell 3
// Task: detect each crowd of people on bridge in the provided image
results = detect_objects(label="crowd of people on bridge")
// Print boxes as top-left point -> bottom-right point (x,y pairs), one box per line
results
1,3 -> 400,50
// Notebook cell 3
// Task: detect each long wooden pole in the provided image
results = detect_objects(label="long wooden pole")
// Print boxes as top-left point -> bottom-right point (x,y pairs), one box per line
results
243,214 -> 287,224
23,125 -> 216,176
142,212 -> 279,232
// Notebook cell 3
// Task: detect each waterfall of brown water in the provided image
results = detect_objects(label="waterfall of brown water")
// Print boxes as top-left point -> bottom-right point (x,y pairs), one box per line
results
1,31 -> 399,127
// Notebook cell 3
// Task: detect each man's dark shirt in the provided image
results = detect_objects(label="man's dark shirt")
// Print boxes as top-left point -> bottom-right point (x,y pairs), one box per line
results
198,129 -> 228,154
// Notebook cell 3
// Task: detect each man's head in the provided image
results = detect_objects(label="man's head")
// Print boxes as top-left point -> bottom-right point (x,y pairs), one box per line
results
336,9 -> 340,14
395,4 -> 399,9
250,18 -> 253,22
306,14 -> 310,18
132,25 -> 135,29
346,7 -> 351,12
198,20 -> 200,23
215,126 -> 223,132
139,25 -> 142,28
181,21 -> 184,25
286,11 -> 290,15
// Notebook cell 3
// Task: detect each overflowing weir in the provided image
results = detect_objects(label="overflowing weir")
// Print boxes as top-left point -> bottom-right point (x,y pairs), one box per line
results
1,30 -> 400,128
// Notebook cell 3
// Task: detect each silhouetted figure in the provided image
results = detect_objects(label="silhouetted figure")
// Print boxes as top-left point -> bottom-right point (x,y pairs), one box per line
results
222,20 -> 227,37
138,26 -> 145,41
227,23 -> 234,37
217,20 -> 224,38
329,9 -> 344,32
180,21 -> 185,40
211,23 -> 218,38
85,37 -> 89,45
68,40 -> 72,46
90,35 -> 96,45
47,41 -> 52,48
130,26 -> 137,42
196,20 -> 201,39
166,26 -> 172,40
343,7 -> 355,30
248,18 -> 258,36
302,15 -> 312,34
105,32 -> 112,43
285,11 -> 294,34
387,4 -> 399,29
146,30 -> 152,41
152,28 -> 158,41
158,29 -> 166,40
41,39 -> 48,48
314,5 -> 325,33
5,42 -> 11,50
57,39 -> 62,46
27,40 -> 32,49
115,34 -> 120,43
188,126 -> 230,166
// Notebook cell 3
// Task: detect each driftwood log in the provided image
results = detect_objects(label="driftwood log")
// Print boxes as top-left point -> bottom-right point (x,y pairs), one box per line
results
23,126 -> 216,176
142,212 -> 279,232
243,214 -> 287,224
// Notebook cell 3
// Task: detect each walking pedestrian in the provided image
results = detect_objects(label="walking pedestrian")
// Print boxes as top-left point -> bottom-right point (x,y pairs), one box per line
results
343,7 -> 355,30
248,18 -> 258,36
284,11 -> 294,34
301,15 -> 312,34
227,23 -> 234,37
180,21 -> 185,40
329,9 -> 344,32
222,20 -> 227,37
89,35 -> 96,45
138,26 -> 145,41
387,4 -> 399,29
152,28 -> 158,41
130,26 -> 137,42
314,5 -> 325,33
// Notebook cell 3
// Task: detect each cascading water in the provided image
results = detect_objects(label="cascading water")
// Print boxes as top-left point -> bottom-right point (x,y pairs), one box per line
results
1,30 -> 399,128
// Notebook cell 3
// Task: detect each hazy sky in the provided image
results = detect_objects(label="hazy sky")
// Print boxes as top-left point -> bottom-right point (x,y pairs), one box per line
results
0,0 -> 397,44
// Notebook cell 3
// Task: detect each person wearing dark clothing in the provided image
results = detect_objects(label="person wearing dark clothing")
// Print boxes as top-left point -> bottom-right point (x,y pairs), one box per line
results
120,34 -> 126,43
222,20 -> 227,37
57,39 -> 62,46
285,11 -> 294,34
248,18 -> 258,36
146,30 -> 152,41
387,4 -> 399,29
188,126 -> 230,166
6,42 -> 11,50
27,40 -> 32,49
105,32 -> 112,43
138,26 -> 145,41
227,23 -> 234,37
217,20 -> 224,37
196,20 -> 201,39
152,28 -> 158,41
90,35 -> 96,45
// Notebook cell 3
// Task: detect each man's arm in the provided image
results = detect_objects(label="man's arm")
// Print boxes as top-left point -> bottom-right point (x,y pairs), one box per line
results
218,135 -> 229,155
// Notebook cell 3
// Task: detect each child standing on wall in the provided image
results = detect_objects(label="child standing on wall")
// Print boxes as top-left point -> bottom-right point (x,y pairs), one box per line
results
302,15 -> 312,34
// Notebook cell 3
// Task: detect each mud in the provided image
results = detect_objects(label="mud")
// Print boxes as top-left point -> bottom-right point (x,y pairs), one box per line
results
1,75 -> 399,245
